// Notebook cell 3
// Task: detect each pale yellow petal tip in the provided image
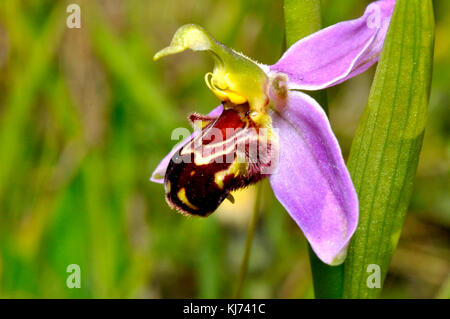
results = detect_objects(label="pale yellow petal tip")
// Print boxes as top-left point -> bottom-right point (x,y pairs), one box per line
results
328,245 -> 349,266
153,24 -> 213,61
153,46 -> 184,61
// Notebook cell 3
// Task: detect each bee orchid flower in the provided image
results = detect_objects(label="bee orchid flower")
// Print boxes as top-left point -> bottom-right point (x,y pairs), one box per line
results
150,0 -> 395,265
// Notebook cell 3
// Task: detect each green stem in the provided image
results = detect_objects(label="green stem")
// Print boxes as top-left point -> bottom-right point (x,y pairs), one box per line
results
235,182 -> 263,298
284,0 -> 343,299
284,0 -> 328,113
308,245 -> 343,298
284,0 -> 322,46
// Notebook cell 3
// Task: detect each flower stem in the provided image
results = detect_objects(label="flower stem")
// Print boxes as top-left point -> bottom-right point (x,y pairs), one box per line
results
284,0 -> 328,113
308,244 -> 343,298
284,0 -> 343,299
235,182 -> 263,298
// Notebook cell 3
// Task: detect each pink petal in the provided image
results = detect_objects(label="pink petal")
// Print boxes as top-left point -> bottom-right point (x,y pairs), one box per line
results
270,0 -> 395,90
269,91 -> 358,265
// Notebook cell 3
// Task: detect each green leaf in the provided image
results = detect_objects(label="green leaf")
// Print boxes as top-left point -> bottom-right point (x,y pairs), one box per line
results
343,0 -> 435,298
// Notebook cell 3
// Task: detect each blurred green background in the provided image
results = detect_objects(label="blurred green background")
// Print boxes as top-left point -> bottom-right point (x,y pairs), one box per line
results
0,0 -> 448,298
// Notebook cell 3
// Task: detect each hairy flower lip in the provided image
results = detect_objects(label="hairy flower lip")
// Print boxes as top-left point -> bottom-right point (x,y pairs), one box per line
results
163,104 -> 278,217
151,0 -> 396,265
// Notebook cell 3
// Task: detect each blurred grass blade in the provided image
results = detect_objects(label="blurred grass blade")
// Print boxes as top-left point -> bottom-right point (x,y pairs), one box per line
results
85,2 -> 179,133
0,3 -> 66,204
343,0 -> 435,298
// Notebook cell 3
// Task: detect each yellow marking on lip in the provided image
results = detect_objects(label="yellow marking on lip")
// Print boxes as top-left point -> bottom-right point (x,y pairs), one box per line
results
214,170 -> 228,189
177,188 -> 198,210
190,171 -> 196,176
214,156 -> 248,189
